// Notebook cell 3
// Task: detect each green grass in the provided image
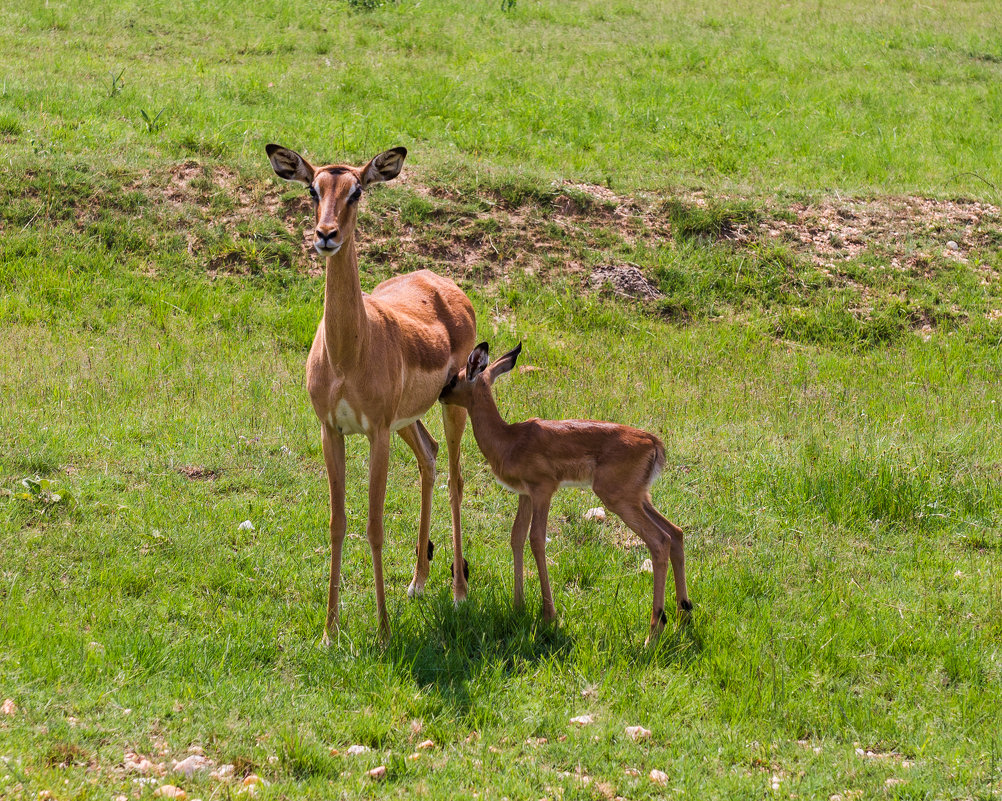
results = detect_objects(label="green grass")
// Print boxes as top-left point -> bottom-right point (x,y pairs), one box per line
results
3,0 -> 1002,799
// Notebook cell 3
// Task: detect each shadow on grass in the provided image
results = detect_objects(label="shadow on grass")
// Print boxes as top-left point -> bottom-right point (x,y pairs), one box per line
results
370,587 -> 575,713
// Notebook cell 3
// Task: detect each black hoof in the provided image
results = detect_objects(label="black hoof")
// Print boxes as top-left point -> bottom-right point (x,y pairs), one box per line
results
680,599 -> 693,612
658,608 -> 668,625
450,558 -> 470,581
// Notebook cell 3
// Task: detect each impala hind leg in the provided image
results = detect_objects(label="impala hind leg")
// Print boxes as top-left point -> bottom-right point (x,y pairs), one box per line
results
642,500 -> 691,619
321,424 -> 347,648
399,420 -> 439,599
601,496 -> 675,646
442,403 -> 469,603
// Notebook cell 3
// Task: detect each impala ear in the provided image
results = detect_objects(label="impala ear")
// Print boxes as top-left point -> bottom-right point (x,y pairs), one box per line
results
361,146 -> 407,188
489,342 -> 522,380
266,144 -> 316,186
467,342 -> 490,381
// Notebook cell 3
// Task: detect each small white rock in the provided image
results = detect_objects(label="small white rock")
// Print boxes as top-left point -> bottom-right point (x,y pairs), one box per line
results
946,240 -> 959,251
210,764 -> 235,781
640,558 -> 653,573
368,765 -> 387,780
625,725 -> 652,741
238,520 -> 254,531
1,699 -> 16,716
153,787 -> 187,800
570,714 -> 594,726
417,739 -> 435,750
172,755 -> 211,779
649,768 -> 669,785
242,774 -> 265,787
345,744 -> 371,756
583,507 -> 606,523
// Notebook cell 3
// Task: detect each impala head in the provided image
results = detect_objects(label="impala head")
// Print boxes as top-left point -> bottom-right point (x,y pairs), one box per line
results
440,341 -> 522,407
265,144 -> 407,257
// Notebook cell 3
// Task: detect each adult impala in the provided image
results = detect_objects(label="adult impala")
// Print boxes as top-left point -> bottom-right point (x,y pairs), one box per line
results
440,342 -> 692,645
266,143 -> 476,643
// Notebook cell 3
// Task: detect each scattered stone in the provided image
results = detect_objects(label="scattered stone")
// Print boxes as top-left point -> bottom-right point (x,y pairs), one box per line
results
242,774 -> 265,787
885,778 -> 906,786
946,240 -> 959,250
569,714 -> 594,726
1,699 -> 16,716
368,765 -> 387,780
624,768 -> 641,777
172,754 -> 211,779
649,769 -> 669,785
407,752 -> 421,761
625,725 -> 652,741
186,746 -> 204,756
124,751 -> 165,776
209,764 -> 235,781
238,520 -> 254,532
153,786 -> 187,800
345,744 -> 371,756
410,719 -> 423,734
417,739 -> 435,750
640,559 -> 653,573
583,507 -> 606,523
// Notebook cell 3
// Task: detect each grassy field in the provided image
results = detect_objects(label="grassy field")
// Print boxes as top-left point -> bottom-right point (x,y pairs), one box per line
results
2,0 -> 1002,799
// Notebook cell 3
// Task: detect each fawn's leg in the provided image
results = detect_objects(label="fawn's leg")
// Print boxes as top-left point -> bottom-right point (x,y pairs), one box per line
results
528,491 -> 557,621
442,403 -> 469,602
398,421 -> 439,599
510,495 -> 532,608
643,499 -> 692,617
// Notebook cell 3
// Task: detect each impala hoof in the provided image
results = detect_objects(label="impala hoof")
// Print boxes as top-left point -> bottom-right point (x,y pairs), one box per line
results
450,558 -> 470,582
407,580 -> 425,599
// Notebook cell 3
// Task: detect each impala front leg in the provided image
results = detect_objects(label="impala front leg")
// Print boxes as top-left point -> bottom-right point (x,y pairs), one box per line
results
442,403 -> 469,602
528,492 -> 557,622
321,424 -> 347,648
367,429 -> 392,640
510,495 -> 532,608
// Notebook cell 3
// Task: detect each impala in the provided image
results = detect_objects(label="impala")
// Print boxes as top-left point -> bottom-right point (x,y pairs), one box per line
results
266,143 -> 476,643
439,342 -> 692,644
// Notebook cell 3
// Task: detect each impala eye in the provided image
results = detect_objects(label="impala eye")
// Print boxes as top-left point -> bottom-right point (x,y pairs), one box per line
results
308,185 -> 319,201
347,186 -> 362,204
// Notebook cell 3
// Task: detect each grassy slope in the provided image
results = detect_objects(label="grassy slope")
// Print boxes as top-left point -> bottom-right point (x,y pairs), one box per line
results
2,1 -> 1002,800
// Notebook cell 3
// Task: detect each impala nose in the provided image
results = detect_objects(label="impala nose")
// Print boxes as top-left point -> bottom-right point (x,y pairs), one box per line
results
315,226 -> 340,253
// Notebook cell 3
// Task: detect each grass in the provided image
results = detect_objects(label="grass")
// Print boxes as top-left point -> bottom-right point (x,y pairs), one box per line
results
2,0 -> 1002,799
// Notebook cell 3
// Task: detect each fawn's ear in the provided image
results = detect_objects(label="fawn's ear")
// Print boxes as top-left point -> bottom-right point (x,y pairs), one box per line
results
467,342 -> 490,381
361,147 -> 407,188
266,144 -> 316,186
489,342 -> 522,380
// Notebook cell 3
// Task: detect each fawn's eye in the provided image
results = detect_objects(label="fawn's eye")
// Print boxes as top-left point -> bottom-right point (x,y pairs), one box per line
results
347,186 -> 362,205
308,185 -> 319,201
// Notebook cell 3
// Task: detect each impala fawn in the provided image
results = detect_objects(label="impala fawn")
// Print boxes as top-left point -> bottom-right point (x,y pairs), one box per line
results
439,342 -> 692,644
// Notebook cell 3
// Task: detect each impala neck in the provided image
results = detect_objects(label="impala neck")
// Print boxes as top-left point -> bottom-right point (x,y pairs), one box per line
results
322,233 -> 369,371
468,381 -> 513,467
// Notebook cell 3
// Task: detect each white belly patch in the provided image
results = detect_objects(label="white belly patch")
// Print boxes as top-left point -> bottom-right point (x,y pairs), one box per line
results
333,399 -> 369,435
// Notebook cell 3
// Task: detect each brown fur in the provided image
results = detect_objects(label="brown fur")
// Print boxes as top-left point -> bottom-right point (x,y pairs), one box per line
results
268,144 -> 476,643
440,342 -> 692,645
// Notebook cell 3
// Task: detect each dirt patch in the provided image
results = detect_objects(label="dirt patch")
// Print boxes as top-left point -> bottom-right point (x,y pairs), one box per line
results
123,161 -> 1001,310
589,264 -> 662,300
177,465 -> 218,481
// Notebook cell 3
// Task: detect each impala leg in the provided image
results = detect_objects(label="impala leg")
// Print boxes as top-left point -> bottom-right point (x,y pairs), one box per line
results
398,421 -> 439,599
321,423 -> 347,648
442,403 -> 469,603
511,495 -> 532,608
528,492 -> 557,622
643,500 -> 692,619
367,429 -> 392,640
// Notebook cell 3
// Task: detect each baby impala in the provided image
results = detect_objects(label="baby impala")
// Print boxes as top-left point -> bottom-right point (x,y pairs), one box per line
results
440,342 -> 692,644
